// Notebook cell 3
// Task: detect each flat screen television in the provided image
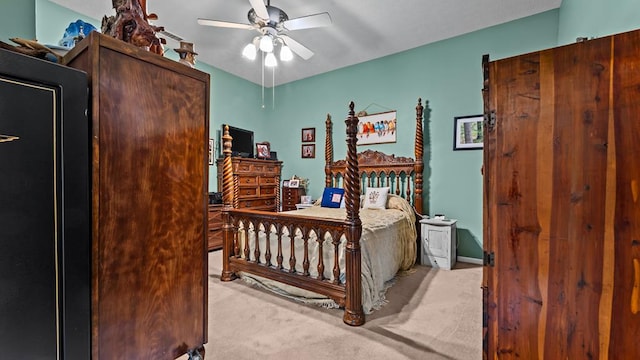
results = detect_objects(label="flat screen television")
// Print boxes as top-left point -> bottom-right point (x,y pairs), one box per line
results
222,124 -> 254,158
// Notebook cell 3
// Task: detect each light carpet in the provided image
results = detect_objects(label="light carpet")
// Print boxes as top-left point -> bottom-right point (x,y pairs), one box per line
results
183,250 -> 482,360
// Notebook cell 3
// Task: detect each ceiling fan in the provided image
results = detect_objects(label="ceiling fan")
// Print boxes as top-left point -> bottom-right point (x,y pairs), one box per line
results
197,0 -> 332,61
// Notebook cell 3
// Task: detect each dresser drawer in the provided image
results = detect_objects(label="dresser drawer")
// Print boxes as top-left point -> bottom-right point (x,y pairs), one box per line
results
238,197 -> 276,209
237,175 -> 258,186
237,187 -> 258,198
259,176 -> 278,186
208,209 -> 222,223
234,162 -> 253,173
260,186 -> 277,196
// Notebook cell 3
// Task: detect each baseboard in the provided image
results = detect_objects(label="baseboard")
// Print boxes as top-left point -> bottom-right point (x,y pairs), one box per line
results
457,256 -> 483,265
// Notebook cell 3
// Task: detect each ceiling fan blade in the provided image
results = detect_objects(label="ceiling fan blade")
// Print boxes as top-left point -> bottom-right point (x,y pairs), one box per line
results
280,35 -> 314,60
249,0 -> 270,20
283,12 -> 332,31
197,18 -> 254,30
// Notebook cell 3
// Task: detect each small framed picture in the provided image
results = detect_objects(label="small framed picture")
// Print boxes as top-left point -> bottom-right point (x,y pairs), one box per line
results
283,180 -> 290,187
453,115 -> 484,150
256,142 -> 270,159
301,144 -> 315,159
289,179 -> 300,188
301,128 -> 315,142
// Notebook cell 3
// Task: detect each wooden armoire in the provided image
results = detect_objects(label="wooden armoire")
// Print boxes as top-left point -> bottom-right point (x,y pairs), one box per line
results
63,32 -> 209,359
482,29 -> 640,358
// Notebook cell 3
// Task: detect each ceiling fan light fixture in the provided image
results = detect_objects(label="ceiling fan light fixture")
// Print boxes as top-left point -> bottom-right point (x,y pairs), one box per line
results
242,43 -> 257,60
259,35 -> 274,53
280,44 -> 293,61
265,52 -> 278,67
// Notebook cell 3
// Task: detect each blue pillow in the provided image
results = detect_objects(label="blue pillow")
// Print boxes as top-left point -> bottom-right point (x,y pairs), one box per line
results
321,187 -> 345,208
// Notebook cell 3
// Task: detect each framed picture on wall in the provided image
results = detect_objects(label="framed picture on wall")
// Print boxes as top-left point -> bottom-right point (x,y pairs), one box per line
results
302,128 -> 315,142
301,144 -> 315,158
453,115 -> 484,150
356,110 -> 397,145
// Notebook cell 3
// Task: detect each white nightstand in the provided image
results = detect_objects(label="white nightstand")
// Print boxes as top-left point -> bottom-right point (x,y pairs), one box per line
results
420,218 -> 457,270
295,203 -> 314,210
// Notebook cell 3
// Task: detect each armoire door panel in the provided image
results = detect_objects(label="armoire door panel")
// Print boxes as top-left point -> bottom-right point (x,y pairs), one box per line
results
484,28 -> 640,359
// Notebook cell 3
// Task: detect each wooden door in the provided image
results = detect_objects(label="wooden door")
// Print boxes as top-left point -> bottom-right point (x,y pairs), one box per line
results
483,29 -> 640,359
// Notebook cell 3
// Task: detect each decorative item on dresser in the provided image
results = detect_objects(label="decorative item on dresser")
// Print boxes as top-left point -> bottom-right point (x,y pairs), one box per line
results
219,98 -> 425,326
63,32 -> 209,360
282,185 -> 306,211
216,144 -> 282,211
482,28 -> 640,359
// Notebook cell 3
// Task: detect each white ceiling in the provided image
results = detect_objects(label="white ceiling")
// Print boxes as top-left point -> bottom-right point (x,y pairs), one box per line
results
49,0 -> 562,86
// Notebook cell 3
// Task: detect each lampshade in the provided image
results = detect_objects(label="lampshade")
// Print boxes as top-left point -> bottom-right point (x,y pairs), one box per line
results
265,52 -> 277,67
259,35 -> 274,53
242,43 -> 257,60
280,45 -> 293,61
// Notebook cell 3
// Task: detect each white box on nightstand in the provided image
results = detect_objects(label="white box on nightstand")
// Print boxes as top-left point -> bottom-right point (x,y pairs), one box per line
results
420,218 -> 457,270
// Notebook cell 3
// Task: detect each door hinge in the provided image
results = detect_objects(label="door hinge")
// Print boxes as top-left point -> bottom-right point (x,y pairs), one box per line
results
485,110 -> 496,132
483,251 -> 495,267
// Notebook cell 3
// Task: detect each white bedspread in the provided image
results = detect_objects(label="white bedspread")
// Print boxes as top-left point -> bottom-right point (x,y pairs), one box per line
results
237,194 -> 416,313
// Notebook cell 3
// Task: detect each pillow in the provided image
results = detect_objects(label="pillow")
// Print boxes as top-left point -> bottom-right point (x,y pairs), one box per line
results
321,187 -> 345,208
363,187 -> 390,209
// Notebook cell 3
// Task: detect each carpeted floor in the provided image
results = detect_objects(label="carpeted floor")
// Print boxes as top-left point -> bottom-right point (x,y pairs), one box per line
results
184,250 -> 482,360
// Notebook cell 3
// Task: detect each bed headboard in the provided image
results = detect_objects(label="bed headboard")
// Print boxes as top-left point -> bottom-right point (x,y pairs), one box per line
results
324,98 -> 424,214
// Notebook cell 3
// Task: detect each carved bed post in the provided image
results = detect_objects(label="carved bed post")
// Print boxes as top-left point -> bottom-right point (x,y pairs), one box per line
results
324,114 -> 333,187
343,102 -> 364,326
221,125 -> 236,281
414,98 -> 424,215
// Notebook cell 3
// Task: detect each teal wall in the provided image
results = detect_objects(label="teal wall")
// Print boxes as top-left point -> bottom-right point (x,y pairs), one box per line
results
28,0 -> 265,191
558,0 -> 640,45
266,10 -> 560,258
0,0 -> 36,41
6,0 -> 638,259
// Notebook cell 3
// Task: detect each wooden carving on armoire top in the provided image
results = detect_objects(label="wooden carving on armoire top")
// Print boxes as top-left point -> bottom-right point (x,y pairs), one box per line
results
482,29 -> 640,358
62,32 -> 209,360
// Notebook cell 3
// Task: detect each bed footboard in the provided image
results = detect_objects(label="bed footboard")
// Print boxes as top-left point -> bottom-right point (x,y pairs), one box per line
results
221,208 -> 364,324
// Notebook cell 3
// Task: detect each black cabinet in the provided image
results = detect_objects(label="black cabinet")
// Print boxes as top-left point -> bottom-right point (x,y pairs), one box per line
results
0,49 -> 90,359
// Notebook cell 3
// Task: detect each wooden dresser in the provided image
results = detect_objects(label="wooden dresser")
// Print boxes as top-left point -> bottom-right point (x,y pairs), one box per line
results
282,186 -> 306,211
64,32 -> 208,359
217,157 -> 282,211
208,204 -> 223,250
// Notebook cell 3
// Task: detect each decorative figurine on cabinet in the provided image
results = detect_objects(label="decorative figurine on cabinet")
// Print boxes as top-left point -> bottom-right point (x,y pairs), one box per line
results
174,41 -> 198,67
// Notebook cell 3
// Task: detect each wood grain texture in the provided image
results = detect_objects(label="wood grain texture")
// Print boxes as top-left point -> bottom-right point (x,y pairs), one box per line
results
484,29 -> 640,359
64,32 -> 209,360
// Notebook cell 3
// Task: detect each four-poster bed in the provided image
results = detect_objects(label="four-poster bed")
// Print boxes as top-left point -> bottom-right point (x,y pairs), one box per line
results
220,98 -> 425,326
